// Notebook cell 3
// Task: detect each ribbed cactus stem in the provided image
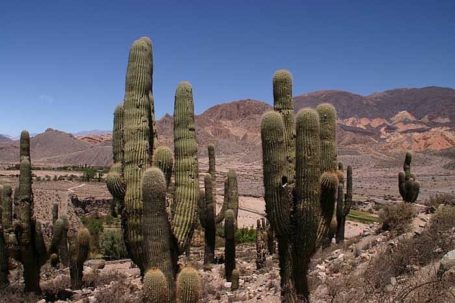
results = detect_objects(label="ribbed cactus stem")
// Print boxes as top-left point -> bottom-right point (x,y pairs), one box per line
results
1,185 -> 12,231
224,209 -> 236,282
0,186 -> 9,287
273,70 -> 295,187
143,268 -> 170,303
152,146 -> 174,188
203,174 -> 215,265
260,111 -> 291,236
122,37 -> 154,272
176,267 -> 202,303
207,144 -> 217,212
172,81 -> 199,254
20,130 -> 30,162
256,219 -> 266,269
70,228 -> 90,289
317,103 -> 337,173
141,167 -> 176,300
112,104 -> 124,164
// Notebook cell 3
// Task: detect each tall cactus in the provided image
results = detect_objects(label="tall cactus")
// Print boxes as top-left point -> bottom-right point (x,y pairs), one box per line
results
50,216 -> 70,266
10,131 -> 49,293
201,174 -> 215,265
224,209 -> 236,282
69,228 -> 90,289
398,151 -> 420,203
261,70 -> 339,302
0,186 -> 9,287
171,81 -> 199,253
336,165 -> 353,243
176,267 -> 202,303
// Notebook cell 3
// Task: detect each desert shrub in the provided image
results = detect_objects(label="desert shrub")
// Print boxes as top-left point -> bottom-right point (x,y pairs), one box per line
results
82,167 -> 97,181
379,202 -> 415,234
425,193 -> 455,209
99,229 -> 128,260
365,205 -> 455,291
235,226 -> 256,243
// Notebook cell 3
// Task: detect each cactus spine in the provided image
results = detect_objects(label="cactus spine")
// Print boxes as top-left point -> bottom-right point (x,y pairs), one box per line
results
224,209 -> 236,282
70,228 -> 90,289
144,268 -> 170,303
336,165 -> 353,243
261,70 -> 339,302
176,267 -> 202,303
398,151 -> 420,203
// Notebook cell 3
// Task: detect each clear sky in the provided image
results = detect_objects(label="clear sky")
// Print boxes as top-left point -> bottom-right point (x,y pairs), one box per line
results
0,0 -> 454,136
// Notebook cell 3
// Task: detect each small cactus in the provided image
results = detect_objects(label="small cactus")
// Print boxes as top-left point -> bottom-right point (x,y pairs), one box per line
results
152,146 -> 173,189
52,203 -> 59,224
398,151 -> 420,203
231,269 -> 240,291
176,267 -> 201,303
143,268 -> 170,303
256,219 -> 266,269
336,165 -> 353,243
70,228 -> 90,289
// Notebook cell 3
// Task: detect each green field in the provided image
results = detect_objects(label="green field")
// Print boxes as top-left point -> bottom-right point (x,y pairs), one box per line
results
347,209 -> 379,224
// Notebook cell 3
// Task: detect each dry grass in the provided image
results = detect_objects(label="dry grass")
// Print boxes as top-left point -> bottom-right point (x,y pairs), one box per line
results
379,202 -> 415,235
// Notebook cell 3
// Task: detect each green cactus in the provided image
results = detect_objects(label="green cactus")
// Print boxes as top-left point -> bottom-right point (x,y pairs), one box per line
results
70,228 -> 90,289
152,146 -> 174,189
224,209 -> 236,282
176,267 -> 201,303
336,165 -> 353,243
171,81 -> 199,254
1,185 -> 12,232
50,216 -> 69,266
143,268 -> 170,303
0,186 -> 9,287
256,219 -> 266,269
261,70 -> 340,302
398,151 -> 420,203
141,167 -> 176,300
12,131 -> 48,293
201,174 -> 215,265
273,70 -> 295,188
265,220 -> 275,255
231,269 -> 240,290
121,37 -> 155,273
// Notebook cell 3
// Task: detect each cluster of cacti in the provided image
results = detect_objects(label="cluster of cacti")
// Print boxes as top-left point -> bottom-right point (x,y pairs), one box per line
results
69,228 -> 90,289
398,151 -> 420,203
335,163 -> 353,243
0,131 -> 62,293
255,219 -> 267,269
105,37 -> 202,302
261,70 -> 341,301
49,212 -> 70,267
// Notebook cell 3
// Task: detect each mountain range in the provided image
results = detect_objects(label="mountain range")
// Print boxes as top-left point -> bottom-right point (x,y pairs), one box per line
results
0,87 -> 454,167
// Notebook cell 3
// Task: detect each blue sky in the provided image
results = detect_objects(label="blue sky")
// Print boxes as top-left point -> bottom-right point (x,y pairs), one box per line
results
0,0 -> 454,136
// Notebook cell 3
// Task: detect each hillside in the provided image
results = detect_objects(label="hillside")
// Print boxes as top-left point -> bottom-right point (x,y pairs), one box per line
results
0,87 -> 454,167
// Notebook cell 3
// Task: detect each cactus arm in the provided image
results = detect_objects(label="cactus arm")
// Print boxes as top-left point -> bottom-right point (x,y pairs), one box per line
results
152,146 -> 173,189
